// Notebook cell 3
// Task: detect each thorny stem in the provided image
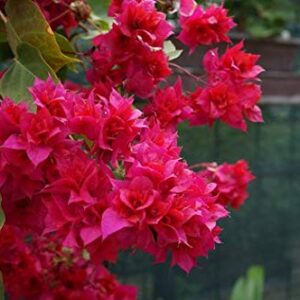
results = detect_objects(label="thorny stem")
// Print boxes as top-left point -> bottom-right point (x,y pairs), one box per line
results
169,62 -> 207,84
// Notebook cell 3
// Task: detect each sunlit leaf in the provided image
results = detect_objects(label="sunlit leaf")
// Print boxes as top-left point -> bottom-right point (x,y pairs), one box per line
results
163,40 -> 183,61
55,33 -> 78,71
90,15 -> 112,32
55,33 -> 77,59
5,0 -> 78,71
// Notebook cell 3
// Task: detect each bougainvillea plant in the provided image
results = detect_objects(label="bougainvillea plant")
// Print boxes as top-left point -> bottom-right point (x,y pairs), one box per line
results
0,0 -> 263,299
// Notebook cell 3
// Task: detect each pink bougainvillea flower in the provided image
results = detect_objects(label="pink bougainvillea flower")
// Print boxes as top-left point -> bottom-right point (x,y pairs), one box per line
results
99,121 -> 229,273
0,0 -> 264,291
68,91 -> 104,142
203,42 -> 265,81
116,0 -> 173,47
39,0 -> 90,35
188,81 -> 263,131
2,107 -> 67,166
89,1 -> 172,98
200,160 -> 255,209
42,148 -> 112,248
179,0 -> 197,17
97,89 -> 145,162
0,99 -> 27,144
144,79 -> 191,130
0,225 -> 137,300
29,77 -> 72,122
124,47 -> 172,98
108,0 -> 124,16
178,3 -> 235,53
188,41 -> 264,131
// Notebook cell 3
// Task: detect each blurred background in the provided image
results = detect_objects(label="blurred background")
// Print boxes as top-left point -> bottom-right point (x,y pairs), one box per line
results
112,0 -> 300,299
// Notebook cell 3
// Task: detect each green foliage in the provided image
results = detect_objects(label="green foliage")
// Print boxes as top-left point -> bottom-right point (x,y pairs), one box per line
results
87,0 -> 111,16
163,41 -> 183,61
0,59 -> 37,106
55,33 -> 77,59
87,0 -> 113,32
227,0 -> 297,38
0,0 -> 79,105
230,266 -> 265,300
4,0 -> 78,71
16,43 -> 58,81
54,33 -> 78,72
0,42 -> 58,107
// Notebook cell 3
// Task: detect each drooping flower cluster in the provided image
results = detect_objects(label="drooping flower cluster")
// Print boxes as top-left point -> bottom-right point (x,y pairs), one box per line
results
144,41 -> 264,132
88,0 -> 173,98
102,123 -> 229,272
182,40 -> 263,131
0,0 -> 263,298
178,1 -> 236,52
144,78 -> 190,129
200,160 -> 255,209
0,79 -> 227,276
0,225 -> 136,300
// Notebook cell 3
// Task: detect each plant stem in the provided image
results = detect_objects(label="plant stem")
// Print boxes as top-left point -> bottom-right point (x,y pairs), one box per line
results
169,62 -> 206,84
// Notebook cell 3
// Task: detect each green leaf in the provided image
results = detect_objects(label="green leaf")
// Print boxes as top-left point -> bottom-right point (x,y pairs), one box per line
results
55,33 -> 77,59
230,266 -> 265,300
54,33 -> 78,71
16,42 -> 58,81
78,29 -> 101,41
5,19 -> 21,55
230,277 -> 246,300
0,42 -> 59,108
246,266 -> 264,300
0,272 -> 4,300
90,16 -> 112,32
163,40 -> 183,61
5,0 -> 78,71
87,0 -> 110,16
0,195 -> 5,231
0,59 -> 35,105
